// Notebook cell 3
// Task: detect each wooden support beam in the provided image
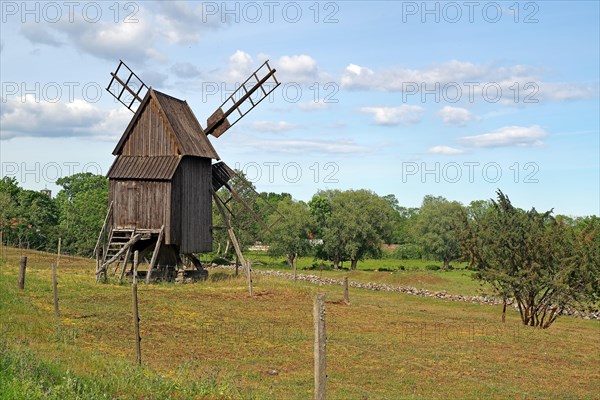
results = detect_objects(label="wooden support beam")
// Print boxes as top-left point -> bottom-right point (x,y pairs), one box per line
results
94,202 -> 113,274
211,190 -> 248,276
145,225 -> 164,284
97,234 -> 141,281
117,229 -> 136,279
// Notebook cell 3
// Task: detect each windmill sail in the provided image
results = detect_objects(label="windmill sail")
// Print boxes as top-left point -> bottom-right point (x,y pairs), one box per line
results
211,162 -> 283,236
205,60 -> 280,138
106,60 -> 149,113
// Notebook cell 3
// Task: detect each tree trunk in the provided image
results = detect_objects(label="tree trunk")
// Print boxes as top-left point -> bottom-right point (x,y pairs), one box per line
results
502,300 -> 506,323
224,239 -> 231,256
216,241 -> 221,256
442,258 -> 450,270
350,259 -> 358,270
333,257 -> 340,270
287,254 -> 295,268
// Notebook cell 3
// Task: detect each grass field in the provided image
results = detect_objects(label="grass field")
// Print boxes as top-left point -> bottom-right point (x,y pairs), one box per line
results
1,247 -> 599,399
239,253 -> 484,296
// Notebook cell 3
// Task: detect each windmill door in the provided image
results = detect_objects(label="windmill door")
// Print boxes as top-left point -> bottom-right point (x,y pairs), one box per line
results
112,182 -> 139,229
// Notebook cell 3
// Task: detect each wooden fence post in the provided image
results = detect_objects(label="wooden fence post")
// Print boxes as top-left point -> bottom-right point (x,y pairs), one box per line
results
247,258 -> 254,297
314,293 -> 326,400
18,256 -> 27,290
132,251 -> 142,365
343,276 -> 350,305
293,257 -> 297,280
56,238 -> 61,269
52,263 -> 59,317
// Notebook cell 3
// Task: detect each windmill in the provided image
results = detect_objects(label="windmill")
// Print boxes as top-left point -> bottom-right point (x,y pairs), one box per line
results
94,60 -> 282,283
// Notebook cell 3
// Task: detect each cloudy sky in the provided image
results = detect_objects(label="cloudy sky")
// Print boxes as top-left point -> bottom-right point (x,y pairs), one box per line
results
1,1 -> 598,215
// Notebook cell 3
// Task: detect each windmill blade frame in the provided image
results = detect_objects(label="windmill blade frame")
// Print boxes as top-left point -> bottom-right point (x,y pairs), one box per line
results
205,60 -> 281,138
106,60 -> 149,113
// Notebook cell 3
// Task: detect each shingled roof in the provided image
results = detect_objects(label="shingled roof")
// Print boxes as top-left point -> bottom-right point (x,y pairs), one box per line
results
112,88 -> 219,159
107,155 -> 182,180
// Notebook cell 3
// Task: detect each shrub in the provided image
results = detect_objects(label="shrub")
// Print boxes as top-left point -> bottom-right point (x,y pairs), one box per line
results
393,244 -> 422,260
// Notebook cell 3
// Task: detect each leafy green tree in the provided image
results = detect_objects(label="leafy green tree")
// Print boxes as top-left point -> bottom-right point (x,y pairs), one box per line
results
473,191 -> 600,328
457,200 -> 494,269
56,173 -> 108,256
308,194 -> 332,239
392,206 -> 419,245
316,189 -> 394,269
413,195 -> 464,269
0,177 -> 21,245
267,199 -> 313,269
12,190 -> 58,250
0,177 -> 21,199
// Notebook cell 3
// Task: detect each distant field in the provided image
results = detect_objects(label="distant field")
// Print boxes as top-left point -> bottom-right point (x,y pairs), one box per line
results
241,252 -> 484,296
1,247 -> 598,399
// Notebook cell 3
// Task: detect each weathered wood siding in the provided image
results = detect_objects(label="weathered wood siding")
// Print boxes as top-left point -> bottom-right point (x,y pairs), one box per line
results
121,97 -> 180,156
170,157 -> 212,253
110,180 -> 171,237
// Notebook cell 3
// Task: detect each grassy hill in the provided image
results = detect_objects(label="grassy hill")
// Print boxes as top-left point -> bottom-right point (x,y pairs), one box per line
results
1,247 -> 598,399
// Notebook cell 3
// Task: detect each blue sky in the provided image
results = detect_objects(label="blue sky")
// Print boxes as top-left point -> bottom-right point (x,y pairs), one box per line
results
1,1 -> 598,216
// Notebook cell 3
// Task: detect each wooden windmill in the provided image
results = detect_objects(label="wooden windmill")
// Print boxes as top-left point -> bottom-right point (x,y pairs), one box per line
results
94,60 -> 281,283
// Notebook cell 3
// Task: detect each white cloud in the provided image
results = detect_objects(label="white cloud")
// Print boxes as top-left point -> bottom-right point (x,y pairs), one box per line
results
275,54 -> 319,83
428,145 -> 465,155
250,121 -> 301,133
540,82 -> 598,101
227,50 -> 254,81
342,60 -> 486,92
340,60 -> 597,102
156,1 -> 223,44
459,125 -> 548,148
360,105 -> 424,126
1,97 -> 129,141
437,106 -> 479,126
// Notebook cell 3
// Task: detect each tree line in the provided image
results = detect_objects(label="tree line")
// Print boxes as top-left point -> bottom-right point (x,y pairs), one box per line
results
1,173 -> 598,328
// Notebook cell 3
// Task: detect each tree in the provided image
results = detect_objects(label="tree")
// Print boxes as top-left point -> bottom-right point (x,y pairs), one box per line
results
308,194 -> 332,239
472,191 -> 600,328
457,200 -> 493,269
56,173 -> 108,256
267,199 -> 313,269
315,190 -> 394,269
413,195 -> 464,269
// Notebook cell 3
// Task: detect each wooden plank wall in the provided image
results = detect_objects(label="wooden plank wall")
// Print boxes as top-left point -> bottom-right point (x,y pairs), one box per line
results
121,98 -> 180,156
110,180 -> 171,235
170,157 -> 212,253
